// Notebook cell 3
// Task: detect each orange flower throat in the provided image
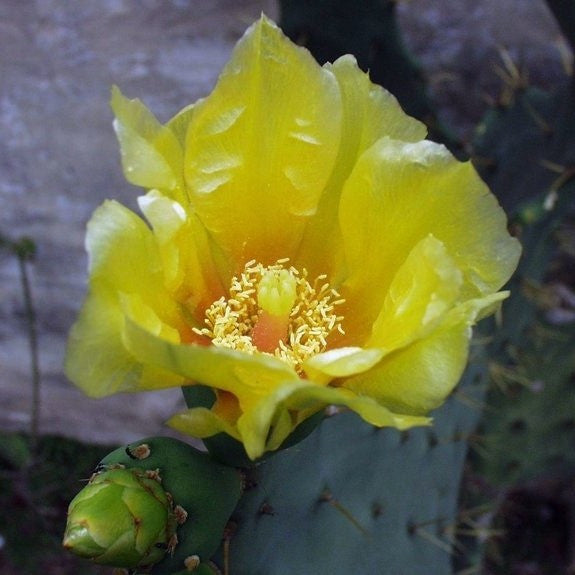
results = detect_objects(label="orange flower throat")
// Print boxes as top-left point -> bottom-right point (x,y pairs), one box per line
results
193,259 -> 345,373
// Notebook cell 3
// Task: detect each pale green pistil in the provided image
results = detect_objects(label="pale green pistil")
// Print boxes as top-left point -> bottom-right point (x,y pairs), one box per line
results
192,260 -> 345,373
257,268 -> 298,318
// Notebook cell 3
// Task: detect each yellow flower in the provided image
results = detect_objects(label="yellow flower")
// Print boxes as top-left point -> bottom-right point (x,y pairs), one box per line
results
66,16 -> 521,460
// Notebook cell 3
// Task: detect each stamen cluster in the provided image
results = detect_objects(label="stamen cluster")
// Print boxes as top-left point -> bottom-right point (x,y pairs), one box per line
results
193,260 -> 344,373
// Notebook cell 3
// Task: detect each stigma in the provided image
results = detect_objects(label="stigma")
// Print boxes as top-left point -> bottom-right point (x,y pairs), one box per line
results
192,259 -> 344,373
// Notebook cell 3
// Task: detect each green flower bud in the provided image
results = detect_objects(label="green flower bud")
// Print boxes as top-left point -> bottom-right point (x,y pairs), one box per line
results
63,467 -> 177,569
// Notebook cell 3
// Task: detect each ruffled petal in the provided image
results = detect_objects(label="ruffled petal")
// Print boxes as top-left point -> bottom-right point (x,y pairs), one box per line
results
236,392 -> 297,459
342,292 -> 509,415
166,347 -> 430,460
295,55 -> 427,282
123,319 -> 298,403
183,16 -> 342,271
65,287 -> 184,397
170,388 -> 299,460
325,55 -> 427,181
236,381 -> 430,459
303,347 -> 384,384
168,407 -> 242,442
84,200 -> 185,328
367,234 -> 463,350
137,191 -> 225,317
65,201 -> 185,396
339,137 -> 521,343
110,87 -> 186,202
137,192 -> 190,292
283,385 -> 430,430
86,200 -> 157,286
165,103 -> 195,147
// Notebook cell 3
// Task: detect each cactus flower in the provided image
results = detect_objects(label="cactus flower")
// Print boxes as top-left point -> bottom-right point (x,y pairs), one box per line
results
65,16 -> 521,460
63,467 -> 178,568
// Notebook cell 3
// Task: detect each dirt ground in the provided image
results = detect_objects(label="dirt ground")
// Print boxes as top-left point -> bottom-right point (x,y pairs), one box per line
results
0,0 -> 567,445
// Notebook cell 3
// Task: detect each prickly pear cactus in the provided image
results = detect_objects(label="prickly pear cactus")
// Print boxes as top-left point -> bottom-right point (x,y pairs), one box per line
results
198,356 -> 489,575
479,315 -> 575,488
458,21 -> 575,568
63,436 -> 243,574
180,6 -> 502,574
202,7 -> 575,574
471,77 -> 575,488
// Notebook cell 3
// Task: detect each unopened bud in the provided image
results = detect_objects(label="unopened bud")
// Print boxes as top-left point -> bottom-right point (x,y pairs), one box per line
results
63,467 -> 178,569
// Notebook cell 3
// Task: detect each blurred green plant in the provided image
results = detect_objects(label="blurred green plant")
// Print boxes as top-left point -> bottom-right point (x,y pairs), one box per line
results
0,433 -> 113,574
463,68 -> 575,572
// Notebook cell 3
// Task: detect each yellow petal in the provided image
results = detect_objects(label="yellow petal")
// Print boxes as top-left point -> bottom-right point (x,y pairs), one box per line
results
325,55 -> 427,183
165,103 -> 195,147
170,359 -> 429,461
368,234 -> 463,350
236,394 -> 297,459
86,200 -> 157,285
137,191 -> 224,314
303,347 -> 385,384
120,292 -> 181,344
339,137 -> 521,342
123,319 -> 297,402
284,385 -> 430,430
342,292 -> 508,414
66,201 -> 185,396
137,191 -> 188,291
265,409 -> 296,452
237,382 -> 430,459
86,202 -> 160,312
168,407 -> 242,442
183,16 -> 342,269
295,55 -> 427,281
111,86 -> 186,201
65,287 -> 183,397
171,389 -> 296,460
85,200 -> 185,323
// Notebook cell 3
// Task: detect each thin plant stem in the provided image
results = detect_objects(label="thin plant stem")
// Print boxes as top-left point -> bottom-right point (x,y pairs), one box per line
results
15,240 -> 40,456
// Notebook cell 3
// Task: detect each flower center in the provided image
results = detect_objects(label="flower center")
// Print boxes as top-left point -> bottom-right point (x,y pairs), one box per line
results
193,259 -> 344,373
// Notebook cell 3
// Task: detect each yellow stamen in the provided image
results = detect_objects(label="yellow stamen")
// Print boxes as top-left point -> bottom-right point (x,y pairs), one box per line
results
192,260 -> 344,373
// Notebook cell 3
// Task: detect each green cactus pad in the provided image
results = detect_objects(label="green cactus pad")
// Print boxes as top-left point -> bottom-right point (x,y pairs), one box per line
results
471,77 -> 575,487
463,31 -> 575,567
206,353 -> 489,575
97,436 -> 243,573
